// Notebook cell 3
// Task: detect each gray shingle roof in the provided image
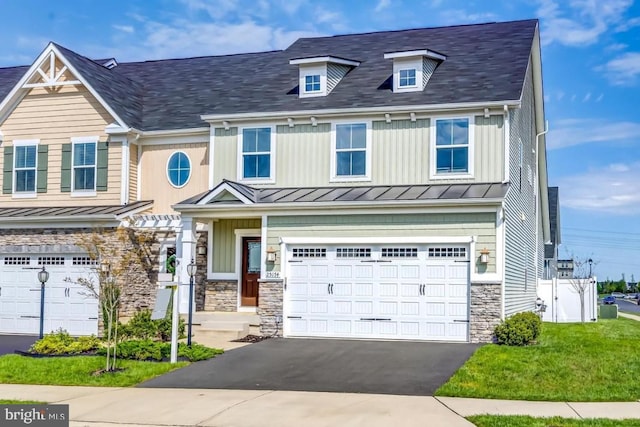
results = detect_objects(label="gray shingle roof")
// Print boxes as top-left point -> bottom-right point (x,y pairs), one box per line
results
179,180 -> 508,206
0,19 -> 537,131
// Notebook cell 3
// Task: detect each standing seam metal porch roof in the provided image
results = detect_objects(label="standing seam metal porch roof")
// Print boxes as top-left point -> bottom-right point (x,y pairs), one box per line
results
177,180 -> 509,207
0,20 -> 538,131
0,200 -> 153,220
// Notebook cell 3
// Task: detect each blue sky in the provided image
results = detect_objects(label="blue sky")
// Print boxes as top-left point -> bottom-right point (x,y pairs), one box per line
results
1,0 -> 640,281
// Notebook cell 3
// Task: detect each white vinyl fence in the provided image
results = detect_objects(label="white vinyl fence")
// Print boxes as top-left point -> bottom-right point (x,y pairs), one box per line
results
537,277 -> 598,322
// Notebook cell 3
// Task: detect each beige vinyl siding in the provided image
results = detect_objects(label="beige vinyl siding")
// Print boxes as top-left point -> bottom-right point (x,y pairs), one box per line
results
212,218 -> 262,273
212,128 -> 238,184
129,144 -> 138,202
0,84 -> 121,206
504,58 -> 538,316
213,117 -> 503,188
266,212 -> 496,272
139,143 -> 209,213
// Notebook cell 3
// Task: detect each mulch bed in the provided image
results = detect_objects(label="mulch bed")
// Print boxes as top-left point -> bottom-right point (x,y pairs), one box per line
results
231,335 -> 272,343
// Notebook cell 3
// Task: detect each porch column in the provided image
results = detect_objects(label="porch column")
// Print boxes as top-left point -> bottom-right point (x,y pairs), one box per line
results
178,216 -> 196,314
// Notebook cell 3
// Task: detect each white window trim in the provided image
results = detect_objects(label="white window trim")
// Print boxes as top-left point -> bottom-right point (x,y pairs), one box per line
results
237,125 -> 276,184
330,120 -> 372,183
430,115 -> 475,180
299,64 -> 327,98
398,68 -> 418,88
166,150 -> 192,189
392,57 -> 423,93
12,139 -> 39,198
71,136 -> 98,196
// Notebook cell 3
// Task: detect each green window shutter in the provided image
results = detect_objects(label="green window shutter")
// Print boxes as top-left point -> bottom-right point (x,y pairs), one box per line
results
96,141 -> 108,191
60,143 -> 72,192
37,145 -> 48,193
2,146 -> 13,194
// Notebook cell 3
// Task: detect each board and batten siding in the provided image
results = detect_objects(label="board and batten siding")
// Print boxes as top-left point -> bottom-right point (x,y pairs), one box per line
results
504,59 -> 539,317
0,84 -> 121,206
212,117 -> 504,188
266,212 -> 496,272
129,143 -> 138,203
212,218 -> 262,273
139,142 -> 209,213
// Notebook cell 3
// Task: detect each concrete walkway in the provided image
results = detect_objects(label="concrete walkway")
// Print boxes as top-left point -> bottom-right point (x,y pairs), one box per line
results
1,385 -> 640,427
620,312 -> 640,321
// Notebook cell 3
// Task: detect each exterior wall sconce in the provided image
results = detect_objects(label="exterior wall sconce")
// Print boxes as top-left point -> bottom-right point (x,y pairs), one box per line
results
479,248 -> 490,264
197,245 -> 207,256
266,247 -> 277,263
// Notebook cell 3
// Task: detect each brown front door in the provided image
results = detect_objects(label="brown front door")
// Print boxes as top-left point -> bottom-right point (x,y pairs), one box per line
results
241,237 -> 261,307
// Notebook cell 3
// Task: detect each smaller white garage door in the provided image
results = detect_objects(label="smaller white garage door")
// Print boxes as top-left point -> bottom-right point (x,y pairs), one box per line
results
284,245 -> 470,342
0,255 -> 99,336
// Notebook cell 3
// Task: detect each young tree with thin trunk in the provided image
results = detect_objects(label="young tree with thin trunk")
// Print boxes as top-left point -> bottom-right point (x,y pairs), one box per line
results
568,257 -> 597,323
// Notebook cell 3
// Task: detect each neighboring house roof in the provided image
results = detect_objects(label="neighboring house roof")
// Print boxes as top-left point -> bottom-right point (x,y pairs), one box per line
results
177,180 -> 509,207
0,19 -> 538,131
0,200 -> 153,222
544,186 -> 559,259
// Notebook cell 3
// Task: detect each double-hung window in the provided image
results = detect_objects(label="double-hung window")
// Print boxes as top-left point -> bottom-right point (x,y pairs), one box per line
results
72,140 -> 96,191
14,143 -> 37,193
434,117 -> 472,176
333,123 -> 369,179
240,127 -> 273,181
399,68 -> 417,87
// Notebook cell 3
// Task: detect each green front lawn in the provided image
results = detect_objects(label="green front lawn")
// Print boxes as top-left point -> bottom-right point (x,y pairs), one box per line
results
437,319 -> 640,401
469,416 -> 640,427
0,355 -> 188,387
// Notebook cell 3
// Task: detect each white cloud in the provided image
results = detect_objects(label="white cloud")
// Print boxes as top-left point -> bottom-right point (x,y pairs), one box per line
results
615,16 -> 640,31
582,92 -> 591,102
438,10 -> 497,25
547,118 -> 640,150
112,24 -> 134,34
374,0 -> 391,13
537,0 -> 632,46
602,52 -> 640,85
606,43 -> 628,51
557,162 -> 640,214
595,93 -> 604,102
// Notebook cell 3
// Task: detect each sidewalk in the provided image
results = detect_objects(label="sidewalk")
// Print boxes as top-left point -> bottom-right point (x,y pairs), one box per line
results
1,385 -> 640,427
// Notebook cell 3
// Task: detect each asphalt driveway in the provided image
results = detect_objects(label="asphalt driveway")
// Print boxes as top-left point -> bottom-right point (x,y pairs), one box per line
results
0,335 -> 38,355
140,338 -> 480,396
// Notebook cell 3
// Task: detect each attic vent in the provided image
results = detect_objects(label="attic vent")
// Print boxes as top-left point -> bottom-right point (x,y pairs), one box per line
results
102,58 -> 118,69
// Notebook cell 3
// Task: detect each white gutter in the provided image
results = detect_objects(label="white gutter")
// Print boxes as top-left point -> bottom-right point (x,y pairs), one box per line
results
200,100 -> 521,123
535,120 -> 549,282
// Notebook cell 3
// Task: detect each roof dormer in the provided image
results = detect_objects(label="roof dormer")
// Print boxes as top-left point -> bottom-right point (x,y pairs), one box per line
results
384,49 -> 446,93
289,56 -> 360,98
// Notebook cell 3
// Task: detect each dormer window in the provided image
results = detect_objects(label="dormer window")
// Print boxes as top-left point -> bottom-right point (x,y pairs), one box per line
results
399,69 -> 417,88
384,49 -> 446,93
305,74 -> 321,93
290,56 -> 360,98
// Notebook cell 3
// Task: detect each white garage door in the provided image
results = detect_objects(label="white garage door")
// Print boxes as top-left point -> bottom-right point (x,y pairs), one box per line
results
0,255 -> 99,336
284,245 -> 470,342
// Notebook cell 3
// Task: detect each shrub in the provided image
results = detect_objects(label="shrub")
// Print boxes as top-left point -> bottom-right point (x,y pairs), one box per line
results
29,329 -> 101,355
97,340 -> 222,361
178,343 -> 223,361
494,311 -> 542,346
120,309 -> 185,342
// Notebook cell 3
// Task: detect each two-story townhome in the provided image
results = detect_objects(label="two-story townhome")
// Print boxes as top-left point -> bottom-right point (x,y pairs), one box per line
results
0,19 -> 549,343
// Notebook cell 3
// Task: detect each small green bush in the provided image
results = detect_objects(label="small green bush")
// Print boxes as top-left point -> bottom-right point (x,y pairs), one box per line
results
120,309 -> 185,342
29,329 -> 101,355
494,311 -> 542,346
178,343 -> 223,361
98,340 -> 222,361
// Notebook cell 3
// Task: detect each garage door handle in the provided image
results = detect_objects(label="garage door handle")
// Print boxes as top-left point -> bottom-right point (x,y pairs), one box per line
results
453,320 -> 469,323
360,318 -> 376,321
88,317 -> 98,320
20,315 -> 39,318
287,316 -> 302,319
360,260 -> 376,263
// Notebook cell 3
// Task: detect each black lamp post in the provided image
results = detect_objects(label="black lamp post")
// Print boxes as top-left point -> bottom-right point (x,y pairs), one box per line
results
37,266 -> 49,339
588,258 -> 593,278
186,259 -> 197,347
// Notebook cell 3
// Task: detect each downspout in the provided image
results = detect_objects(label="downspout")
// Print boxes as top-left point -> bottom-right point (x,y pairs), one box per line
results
535,121 -> 549,285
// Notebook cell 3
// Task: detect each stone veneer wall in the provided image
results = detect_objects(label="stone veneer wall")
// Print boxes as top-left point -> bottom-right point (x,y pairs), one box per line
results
258,281 -> 283,336
204,281 -> 238,311
469,283 -> 502,343
0,227 -> 159,317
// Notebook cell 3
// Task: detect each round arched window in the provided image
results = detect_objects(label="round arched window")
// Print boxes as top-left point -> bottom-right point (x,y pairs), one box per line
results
166,152 -> 191,188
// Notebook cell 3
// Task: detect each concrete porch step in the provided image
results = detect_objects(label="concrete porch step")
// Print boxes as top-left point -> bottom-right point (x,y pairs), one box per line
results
184,311 -> 261,326
192,324 -> 249,341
